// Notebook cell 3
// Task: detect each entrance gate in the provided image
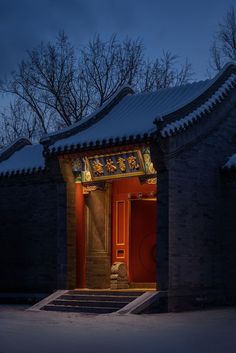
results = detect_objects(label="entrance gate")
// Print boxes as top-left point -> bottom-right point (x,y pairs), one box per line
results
112,177 -> 156,286
76,177 -> 157,289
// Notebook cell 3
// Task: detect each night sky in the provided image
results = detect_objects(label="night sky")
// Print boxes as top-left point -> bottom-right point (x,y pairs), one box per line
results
0,0 -> 234,82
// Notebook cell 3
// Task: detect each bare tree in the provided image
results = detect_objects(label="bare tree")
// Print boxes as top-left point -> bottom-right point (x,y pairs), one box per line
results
0,32 -> 90,133
0,98 -> 39,147
140,52 -> 192,92
79,35 -> 144,108
210,6 -> 236,71
81,37 -> 193,104
0,32 -> 193,144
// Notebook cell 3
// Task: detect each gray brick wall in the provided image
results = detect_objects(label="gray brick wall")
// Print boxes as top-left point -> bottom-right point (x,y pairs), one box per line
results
165,102 -> 236,310
0,92 -> 235,312
221,177 -> 236,303
0,172 -> 67,293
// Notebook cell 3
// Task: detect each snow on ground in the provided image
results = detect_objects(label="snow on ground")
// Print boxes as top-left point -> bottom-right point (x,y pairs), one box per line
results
0,305 -> 236,353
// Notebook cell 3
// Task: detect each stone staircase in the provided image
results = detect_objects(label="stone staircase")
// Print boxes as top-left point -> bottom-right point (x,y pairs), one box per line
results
41,290 -> 146,314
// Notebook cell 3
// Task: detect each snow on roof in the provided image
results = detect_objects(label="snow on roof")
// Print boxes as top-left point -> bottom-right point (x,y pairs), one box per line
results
224,153 -> 236,170
0,144 -> 45,175
48,78 -> 212,151
42,85 -> 134,141
0,63 -> 235,175
0,137 -> 31,157
161,73 -> 236,137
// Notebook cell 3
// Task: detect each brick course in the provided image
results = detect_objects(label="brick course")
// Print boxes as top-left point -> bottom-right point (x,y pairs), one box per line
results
0,169 -> 67,294
0,86 -> 235,312
163,91 -> 236,310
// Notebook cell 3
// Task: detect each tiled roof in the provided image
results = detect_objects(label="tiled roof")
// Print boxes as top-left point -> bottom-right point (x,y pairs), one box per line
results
0,143 -> 45,176
0,63 -> 235,175
44,62 -> 236,153
47,79 -> 212,152
161,74 -> 236,137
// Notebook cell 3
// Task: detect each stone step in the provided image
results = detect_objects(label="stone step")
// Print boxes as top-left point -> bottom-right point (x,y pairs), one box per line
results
40,289 -> 148,314
52,298 -> 130,308
129,282 -> 156,289
30,289 -> 164,314
43,304 -> 118,314
60,294 -> 138,302
67,290 -> 145,297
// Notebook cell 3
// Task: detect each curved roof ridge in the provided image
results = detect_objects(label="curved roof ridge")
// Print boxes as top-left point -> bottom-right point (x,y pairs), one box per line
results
41,85 -> 134,145
0,143 -> 45,176
155,62 -> 236,123
160,63 -> 236,137
134,78 -> 211,98
209,62 -> 236,85
44,62 -> 236,154
0,137 -> 32,162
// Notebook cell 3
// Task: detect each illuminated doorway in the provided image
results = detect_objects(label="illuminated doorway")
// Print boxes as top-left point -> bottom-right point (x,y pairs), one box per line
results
112,177 -> 157,287
74,147 -> 157,289
129,199 -> 156,282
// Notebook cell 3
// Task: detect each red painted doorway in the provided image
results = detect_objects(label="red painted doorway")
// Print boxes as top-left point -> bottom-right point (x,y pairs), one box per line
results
129,199 -> 156,282
112,177 -> 157,284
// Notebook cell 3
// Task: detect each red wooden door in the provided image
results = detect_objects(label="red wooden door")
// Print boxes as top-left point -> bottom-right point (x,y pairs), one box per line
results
129,200 -> 156,282
112,192 -> 129,267
112,178 -> 156,282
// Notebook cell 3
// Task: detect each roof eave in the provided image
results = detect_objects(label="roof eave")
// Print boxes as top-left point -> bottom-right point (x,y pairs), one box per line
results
154,63 -> 236,127
41,86 -> 135,147
45,132 -> 156,157
0,138 -> 32,163
155,63 -> 236,138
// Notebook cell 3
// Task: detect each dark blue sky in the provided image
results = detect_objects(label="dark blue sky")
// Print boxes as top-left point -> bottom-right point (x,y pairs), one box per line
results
0,0 -> 234,81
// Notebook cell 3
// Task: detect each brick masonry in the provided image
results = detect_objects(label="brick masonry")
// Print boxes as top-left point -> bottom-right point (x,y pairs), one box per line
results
0,170 -> 67,294
160,89 -> 236,311
0,88 -> 235,311
221,178 -> 236,304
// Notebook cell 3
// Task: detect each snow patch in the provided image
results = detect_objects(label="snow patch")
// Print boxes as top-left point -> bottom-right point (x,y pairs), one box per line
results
41,85 -> 134,142
161,74 -> 236,137
0,144 -> 45,174
48,79 -> 214,151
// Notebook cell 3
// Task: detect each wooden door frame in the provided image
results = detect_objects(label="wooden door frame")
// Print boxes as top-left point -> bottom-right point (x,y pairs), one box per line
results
129,198 -> 157,284
112,177 -> 157,284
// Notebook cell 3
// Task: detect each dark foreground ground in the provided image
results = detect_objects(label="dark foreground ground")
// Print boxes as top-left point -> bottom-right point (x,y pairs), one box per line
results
0,305 -> 235,353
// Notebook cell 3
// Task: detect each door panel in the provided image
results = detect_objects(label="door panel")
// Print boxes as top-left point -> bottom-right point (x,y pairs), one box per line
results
130,200 -> 156,282
112,177 -> 157,282
112,193 -> 129,265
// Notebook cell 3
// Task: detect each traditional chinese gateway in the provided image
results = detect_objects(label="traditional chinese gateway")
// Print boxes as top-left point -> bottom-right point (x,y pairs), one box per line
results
0,63 -> 236,312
